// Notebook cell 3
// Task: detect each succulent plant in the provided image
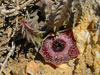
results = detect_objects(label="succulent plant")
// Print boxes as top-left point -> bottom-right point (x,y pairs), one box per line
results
21,17 -> 43,51
20,0 -> 80,66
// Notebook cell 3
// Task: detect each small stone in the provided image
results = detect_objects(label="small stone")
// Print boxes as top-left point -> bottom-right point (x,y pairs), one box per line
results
26,61 -> 38,75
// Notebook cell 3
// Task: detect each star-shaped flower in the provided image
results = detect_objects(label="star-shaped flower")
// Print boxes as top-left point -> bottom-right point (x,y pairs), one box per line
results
39,29 -> 80,66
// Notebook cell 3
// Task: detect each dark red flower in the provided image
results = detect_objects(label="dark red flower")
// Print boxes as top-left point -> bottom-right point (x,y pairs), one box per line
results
39,29 -> 80,66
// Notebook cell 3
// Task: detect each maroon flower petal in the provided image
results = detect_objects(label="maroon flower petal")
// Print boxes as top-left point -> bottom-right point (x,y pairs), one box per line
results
39,29 -> 80,66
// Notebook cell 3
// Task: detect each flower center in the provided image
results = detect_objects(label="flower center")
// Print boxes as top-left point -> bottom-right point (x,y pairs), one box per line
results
52,39 -> 65,52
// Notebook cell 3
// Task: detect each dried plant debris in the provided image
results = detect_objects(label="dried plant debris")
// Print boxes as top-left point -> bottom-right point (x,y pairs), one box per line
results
0,0 -> 100,75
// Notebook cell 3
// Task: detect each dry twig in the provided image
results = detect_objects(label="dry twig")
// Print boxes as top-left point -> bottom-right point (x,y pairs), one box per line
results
0,42 -> 15,74
0,0 -> 34,16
